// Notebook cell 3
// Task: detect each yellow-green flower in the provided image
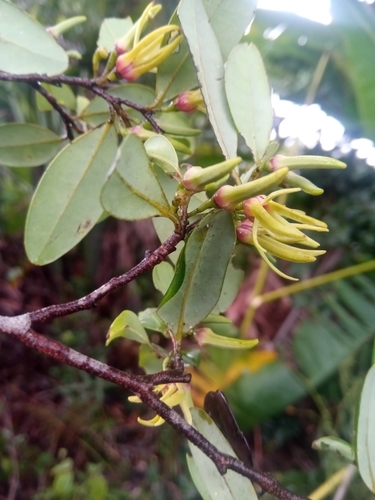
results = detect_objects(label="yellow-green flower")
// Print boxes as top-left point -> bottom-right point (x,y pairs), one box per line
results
116,25 -> 182,81
129,382 -> 192,426
236,188 -> 328,281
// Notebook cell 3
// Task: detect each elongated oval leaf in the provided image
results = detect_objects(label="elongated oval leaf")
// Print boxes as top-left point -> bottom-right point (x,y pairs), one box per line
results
202,0 -> 257,61
0,0 -> 68,75
106,310 -> 150,346
225,43 -> 273,164
25,124 -> 117,265
356,363 -> 375,493
101,134 -> 172,220
178,0 -> 237,159
152,261 -> 174,295
144,136 -> 181,176
0,124 -> 63,167
188,408 -> 258,500
313,436 -> 355,462
158,210 -> 236,333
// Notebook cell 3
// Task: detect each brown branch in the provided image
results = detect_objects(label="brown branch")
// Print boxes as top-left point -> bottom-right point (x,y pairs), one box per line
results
30,82 -> 84,139
0,71 -> 161,132
0,322 -> 309,500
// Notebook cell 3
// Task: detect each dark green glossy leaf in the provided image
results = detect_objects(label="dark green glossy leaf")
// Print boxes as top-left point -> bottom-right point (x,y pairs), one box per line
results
25,124 -> 117,265
225,43 -> 273,163
101,134 -> 172,220
178,0 -> 237,159
106,310 -> 150,345
356,363 -> 375,492
158,210 -> 236,333
0,0 -> 68,75
0,124 -> 63,167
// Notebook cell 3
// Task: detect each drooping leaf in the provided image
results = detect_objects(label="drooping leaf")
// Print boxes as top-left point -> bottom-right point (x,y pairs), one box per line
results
356,363 -> 375,493
36,83 -> 76,112
0,124 -> 63,167
313,436 -> 355,462
106,310 -> 150,346
178,0 -> 237,159
156,11 -> 198,102
188,408 -> 258,500
144,135 -> 181,176
197,328 -> 258,350
81,84 -> 155,126
0,0 -> 68,75
25,124 -> 117,265
225,43 -> 273,164
202,0 -> 257,61
158,210 -> 236,333
101,134 -> 172,220
97,17 -> 133,52
152,261 -> 174,295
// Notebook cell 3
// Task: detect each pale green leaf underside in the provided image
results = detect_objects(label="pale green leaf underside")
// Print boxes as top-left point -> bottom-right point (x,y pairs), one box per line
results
152,261 -> 174,295
0,0 -> 68,75
0,123 -> 63,167
97,17 -> 133,52
106,310 -> 150,345
144,135 -> 181,175
25,124 -> 117,265
356,363 -> 375,493
178,0 -> 237,159
158,210 -> 236,333
225,43 -> 273,164
202,0 -> 257,61
101,134 -> 171,221
189,409 -> 258,499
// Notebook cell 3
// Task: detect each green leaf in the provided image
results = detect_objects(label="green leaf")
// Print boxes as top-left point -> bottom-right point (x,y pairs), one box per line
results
0,0 -> 68,75
106,310 -> 150,345
356,363 -> 375,493
25,124 -> 117,265
156,11 -> 198,102
144,136 -> 181,176
186,454 -> 212,500
188,408 -> 258,499
178,0 -> 237,159
139,344 -> 164,374
81,84 -> 155,126
158,210 -> 236,333
225,43 -> 273,164
138,308 -> 168,334
313,436 -> 355,462
97,17 -> 133,52
0,124 -> 63,167
36,83 -> 76,112
48,16 -> 87,38
213,263 -> 244,314
202,0 -> 257,61
101,134 -> 172,220
152,261 -> 174,295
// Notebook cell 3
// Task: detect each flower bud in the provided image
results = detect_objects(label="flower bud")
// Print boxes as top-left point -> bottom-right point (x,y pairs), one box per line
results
175,89 -> 205,114
182,157 -> 242,193
269,154 -> 346,171
283,171 -> 323,196
213,167 -> 289,210
236,220 -> 254,244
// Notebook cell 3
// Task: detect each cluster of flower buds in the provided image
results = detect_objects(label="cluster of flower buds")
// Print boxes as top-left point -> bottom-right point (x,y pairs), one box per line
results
114,2 -> 182,81
129,382 -> 192,427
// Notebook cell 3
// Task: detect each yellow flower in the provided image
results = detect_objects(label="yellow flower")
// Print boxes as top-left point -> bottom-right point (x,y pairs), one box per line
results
129,382 -> 192,427
116,25 -> 182,81
236,188 -> 328,281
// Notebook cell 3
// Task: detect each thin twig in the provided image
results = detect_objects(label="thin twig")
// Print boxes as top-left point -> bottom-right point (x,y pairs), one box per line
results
0,71 -> 161,132
30,82 -> 84,139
